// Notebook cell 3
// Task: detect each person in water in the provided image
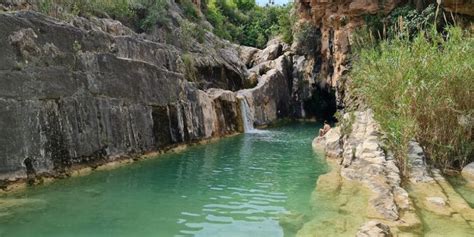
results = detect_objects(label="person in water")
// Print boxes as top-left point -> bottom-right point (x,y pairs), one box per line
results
319,121 -> 331,137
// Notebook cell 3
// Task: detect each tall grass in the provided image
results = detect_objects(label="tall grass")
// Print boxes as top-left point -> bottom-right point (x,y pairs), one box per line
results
350,26 -> 473,175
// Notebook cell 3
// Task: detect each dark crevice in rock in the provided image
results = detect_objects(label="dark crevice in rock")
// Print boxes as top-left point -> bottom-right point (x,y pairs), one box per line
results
151,105 -> 172,149
41,100 -> 71,174
304,83 -> 337,122
196,65 -> 244,91
23,157 -> 36,184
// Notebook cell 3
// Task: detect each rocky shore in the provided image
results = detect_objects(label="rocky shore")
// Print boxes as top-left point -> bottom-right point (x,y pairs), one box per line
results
309,110 -> 474,236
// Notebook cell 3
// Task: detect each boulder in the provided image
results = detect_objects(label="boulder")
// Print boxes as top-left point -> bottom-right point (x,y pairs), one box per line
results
254,41 -> 283,65
461,162 -> 474,184
238,45 -> 260,67
312,127 -> 342,158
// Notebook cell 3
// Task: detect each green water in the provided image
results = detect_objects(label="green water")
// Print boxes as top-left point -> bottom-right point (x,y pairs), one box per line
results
448,175 -> 474,208
0,122 -> 328,237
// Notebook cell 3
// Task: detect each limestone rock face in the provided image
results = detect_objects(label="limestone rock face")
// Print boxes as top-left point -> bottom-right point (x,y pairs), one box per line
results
309,110 -> 426,236
0,11 -> 293,185
356,221 -> 392,237
312,126 -> 342,158
238,55 -> 292,126
443,0 -> 474,16
295,0 -> 402,108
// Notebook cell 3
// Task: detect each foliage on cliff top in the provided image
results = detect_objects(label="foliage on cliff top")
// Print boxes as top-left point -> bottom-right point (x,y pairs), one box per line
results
38,0 -> 171,31
204,0 -> 294,48
350,26 -> 473,174
38,0 -> 294,49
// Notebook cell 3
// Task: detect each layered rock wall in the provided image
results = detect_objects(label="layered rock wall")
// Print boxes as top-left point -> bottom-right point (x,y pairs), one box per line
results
0,11 -> 293,187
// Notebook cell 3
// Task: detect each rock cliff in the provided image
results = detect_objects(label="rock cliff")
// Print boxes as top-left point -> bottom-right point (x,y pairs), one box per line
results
294,0 -> 474,110
0,7 -> 296,187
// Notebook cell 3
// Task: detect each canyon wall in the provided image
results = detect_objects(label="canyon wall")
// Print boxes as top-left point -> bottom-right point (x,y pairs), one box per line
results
0,9 -> 294,187
294,0 -> 474,110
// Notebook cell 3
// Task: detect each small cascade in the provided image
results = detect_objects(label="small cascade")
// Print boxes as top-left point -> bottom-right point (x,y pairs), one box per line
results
239,97 -> 255,133
300,101 -> 306,118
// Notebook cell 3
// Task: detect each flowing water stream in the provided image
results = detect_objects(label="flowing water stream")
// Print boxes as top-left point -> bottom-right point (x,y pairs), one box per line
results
0,122 -> 327,237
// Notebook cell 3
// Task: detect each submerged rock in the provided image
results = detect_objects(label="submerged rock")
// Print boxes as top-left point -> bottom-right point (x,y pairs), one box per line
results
356,221 -> 392,237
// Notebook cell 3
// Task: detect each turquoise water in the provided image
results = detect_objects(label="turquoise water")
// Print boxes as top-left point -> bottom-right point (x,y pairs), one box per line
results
0,122 -> 327,237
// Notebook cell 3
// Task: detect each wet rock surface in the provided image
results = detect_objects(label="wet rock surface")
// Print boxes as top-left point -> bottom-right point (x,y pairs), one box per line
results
356,221 -> 392,237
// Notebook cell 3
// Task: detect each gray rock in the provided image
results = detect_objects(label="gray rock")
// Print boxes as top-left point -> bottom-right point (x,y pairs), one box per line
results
0,10 -> 295,185
254,41 -> 283,65
356,221 -> 392,237
312,127 -> 342,158
426,196 -> 446,206
408,141 -> 434,183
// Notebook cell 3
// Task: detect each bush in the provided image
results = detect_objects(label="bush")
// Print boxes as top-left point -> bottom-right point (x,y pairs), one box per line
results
356,4 -> 439,47
179,0 -> 200,21
204,0 -> 294,48
350,27 -> 473,174
182,53 -> 198,82
137,0 -> 171,31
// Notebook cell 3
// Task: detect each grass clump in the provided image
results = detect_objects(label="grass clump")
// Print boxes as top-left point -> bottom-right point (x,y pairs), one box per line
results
350,26 -> 473,174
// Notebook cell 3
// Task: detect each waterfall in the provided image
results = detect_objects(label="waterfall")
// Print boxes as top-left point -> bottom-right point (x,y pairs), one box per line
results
300,101 -> 306,118
239,97 -> 255,133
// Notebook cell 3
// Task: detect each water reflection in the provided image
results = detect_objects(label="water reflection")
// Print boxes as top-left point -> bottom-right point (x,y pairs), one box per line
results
0,123 -> 327,237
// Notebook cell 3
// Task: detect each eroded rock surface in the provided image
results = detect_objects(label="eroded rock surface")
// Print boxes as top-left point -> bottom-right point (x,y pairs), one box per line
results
310,110 -> 422,236
311,110 -> 474,236
0,11 -> 294,187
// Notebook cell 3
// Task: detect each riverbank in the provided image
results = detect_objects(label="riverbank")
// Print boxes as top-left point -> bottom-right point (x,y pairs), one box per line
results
309,109 -> 474,236
0,132 -> 242,193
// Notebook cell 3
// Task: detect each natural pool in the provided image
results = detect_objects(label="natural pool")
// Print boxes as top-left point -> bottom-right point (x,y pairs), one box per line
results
0,122 -> 328,237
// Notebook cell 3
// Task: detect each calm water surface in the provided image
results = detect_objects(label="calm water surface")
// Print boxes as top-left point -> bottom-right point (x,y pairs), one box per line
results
0,122 -> 327,237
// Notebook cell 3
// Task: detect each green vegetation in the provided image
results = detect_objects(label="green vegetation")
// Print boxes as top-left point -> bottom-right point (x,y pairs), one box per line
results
37,0 -> 294,48
359,4 -> 439,43
37,0 -> 171,31
179,20 -> 208,50
293,21 -> 320,55
38,0 -> 133,19
204,0 -> 294,48
182,53 -> 198,82
180,0 -> 200,21
138,0 -> 171,30
350,25 -> 473,174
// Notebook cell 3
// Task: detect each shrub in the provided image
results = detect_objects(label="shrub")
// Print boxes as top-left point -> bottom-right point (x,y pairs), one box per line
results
204,0 -> 294,48
180,0 -> 200,21
182,53 -> 198,82
350,27 -> 473,174
137,0 -> 171,31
